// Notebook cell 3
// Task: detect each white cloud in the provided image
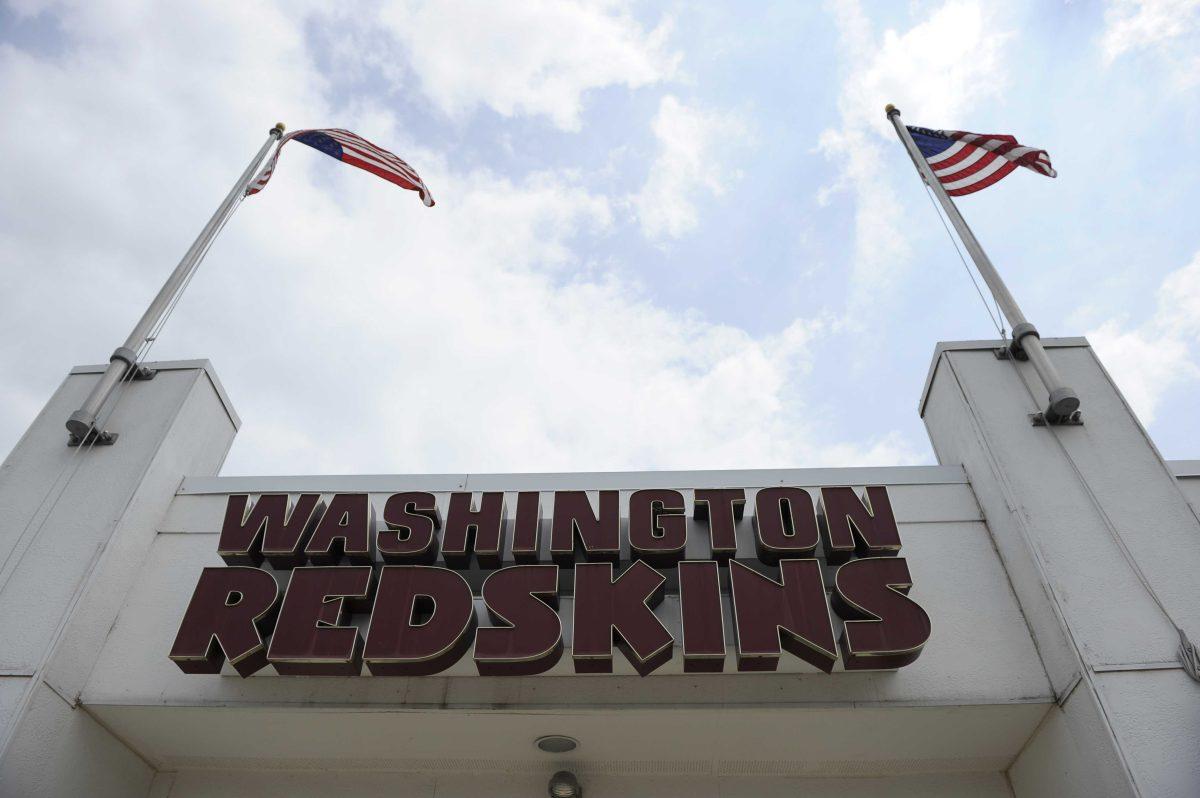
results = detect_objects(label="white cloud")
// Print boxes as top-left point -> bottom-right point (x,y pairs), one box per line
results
631,95 -> 746,241
1087,252 -> 1200,425
0,0 -> 921,475
1101,0 -> 1200,87
216,159 -> 915,472
1102,0 -> 1200,58
818,0 -> 1009,313
374,0 -> 680,131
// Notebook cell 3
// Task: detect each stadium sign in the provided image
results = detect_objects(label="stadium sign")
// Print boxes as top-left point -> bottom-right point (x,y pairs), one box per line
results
170,486 -> 931,677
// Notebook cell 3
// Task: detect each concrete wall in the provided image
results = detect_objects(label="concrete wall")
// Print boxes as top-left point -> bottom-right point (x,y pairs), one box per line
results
0,362 -> 239,798
152,769 -> 1014,798
922,338 -> 1200,798
79,468 -> 1050,785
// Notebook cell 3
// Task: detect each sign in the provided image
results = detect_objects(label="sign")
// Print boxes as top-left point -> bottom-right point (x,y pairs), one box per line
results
169,486 -> 930,677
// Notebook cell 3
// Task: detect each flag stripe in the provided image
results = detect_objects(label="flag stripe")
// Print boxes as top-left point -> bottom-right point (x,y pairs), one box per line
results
329,132 -> 430,196
341,154 -> 425,192
338,142 -> 419,184
927,144 -> 980,172
932,147 -> 989,176
941,155 -> 1009,191
946,161 -> 1017,196
937,152 -> 1001,184
325,130 -> 423,182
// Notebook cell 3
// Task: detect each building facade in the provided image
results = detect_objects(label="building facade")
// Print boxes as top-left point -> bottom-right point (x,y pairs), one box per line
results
0,337 -> 1198,797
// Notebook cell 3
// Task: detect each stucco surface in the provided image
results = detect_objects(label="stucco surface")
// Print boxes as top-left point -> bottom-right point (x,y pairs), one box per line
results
82,470 -> 1051,775
0,363 -> 237,797
1099,669 -> 1200,797
156,769 -> 1013,798
923,339 -> 1200,798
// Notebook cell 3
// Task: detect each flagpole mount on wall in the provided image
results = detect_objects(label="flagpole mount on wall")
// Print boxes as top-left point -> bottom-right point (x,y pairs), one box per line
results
885,103 -> 1082,426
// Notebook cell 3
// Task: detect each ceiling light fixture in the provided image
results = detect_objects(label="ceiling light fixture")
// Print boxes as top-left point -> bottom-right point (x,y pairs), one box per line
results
547,770 -> 583,798
535,735 -> 579,754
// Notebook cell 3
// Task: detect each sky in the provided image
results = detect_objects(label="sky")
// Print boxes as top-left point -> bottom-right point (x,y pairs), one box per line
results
1,0 -> 1198,476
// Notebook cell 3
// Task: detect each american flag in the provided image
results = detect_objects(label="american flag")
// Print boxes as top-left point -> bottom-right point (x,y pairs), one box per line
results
907,126 -> 1056,196
246,128 -> 434,206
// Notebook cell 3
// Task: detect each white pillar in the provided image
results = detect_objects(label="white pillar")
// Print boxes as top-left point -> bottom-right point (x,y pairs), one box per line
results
921,337 -> 1200,798
0,360 -> 239,798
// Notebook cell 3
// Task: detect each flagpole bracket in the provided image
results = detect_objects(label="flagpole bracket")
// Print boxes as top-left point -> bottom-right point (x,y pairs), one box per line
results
1007,322 -> 1039,361
1030,410 -> 1083,427
110,347 -> 156,381
67,427 -> 118,448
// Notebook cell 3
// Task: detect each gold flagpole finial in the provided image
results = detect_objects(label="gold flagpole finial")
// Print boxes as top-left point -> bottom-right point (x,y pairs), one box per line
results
272,122 -> 286,135
885,104 -> 898,116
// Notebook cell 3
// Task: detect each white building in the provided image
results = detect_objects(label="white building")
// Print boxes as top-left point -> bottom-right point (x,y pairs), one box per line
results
1,336 -> 1198,797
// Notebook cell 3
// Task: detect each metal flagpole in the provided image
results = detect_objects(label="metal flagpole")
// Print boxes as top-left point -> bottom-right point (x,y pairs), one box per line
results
65,123 -> 286,445
884,104 -> 1080,424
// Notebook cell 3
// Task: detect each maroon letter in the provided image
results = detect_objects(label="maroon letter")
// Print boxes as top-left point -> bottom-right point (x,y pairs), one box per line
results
550,491 -> 620,565
678,560 -> 725,672
364,566 -> 476,675
572,561 -> 673,676
442,492 -> 507,569
169,567 -> 280,677
728,560 -> 837,673
511,491 -> 542,563
628,489 -> 687,568
378,492 -> 441,564
267,566 -> 373,676
832,558 -> 930,670
819,486 -> 901,564
474,565 -> 562,675
753,488 -> 819,564
694,488 -> 745,560
304,494 -> 375,565
218,493 -> 323,567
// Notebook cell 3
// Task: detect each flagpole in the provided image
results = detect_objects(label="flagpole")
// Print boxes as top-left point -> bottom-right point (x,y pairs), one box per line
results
65,123 -> 286,445
885,104 -> 1080,424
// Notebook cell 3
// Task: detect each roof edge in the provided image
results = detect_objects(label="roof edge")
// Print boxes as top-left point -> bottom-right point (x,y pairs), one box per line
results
919,337 -> 1091,419
71,359 -> 240,430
